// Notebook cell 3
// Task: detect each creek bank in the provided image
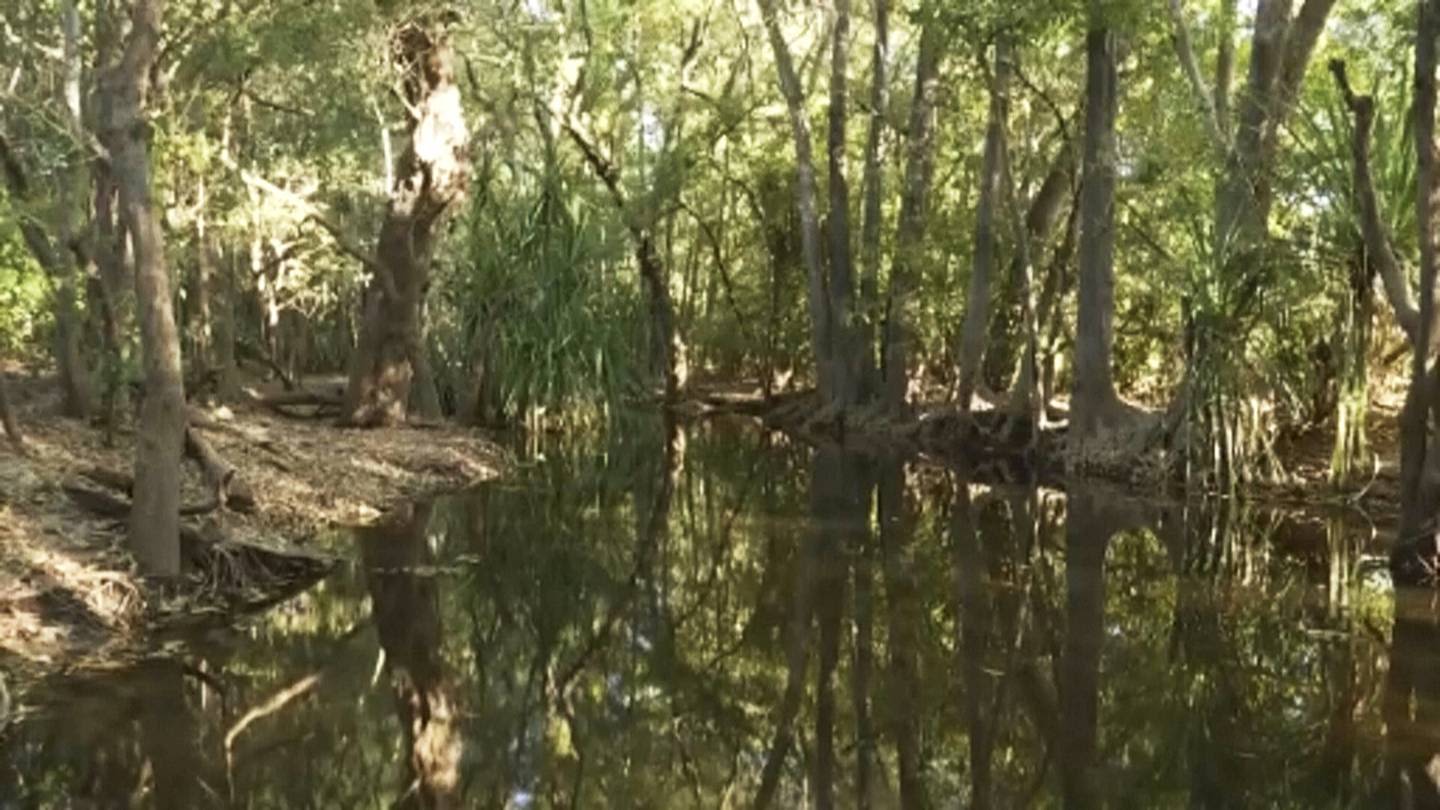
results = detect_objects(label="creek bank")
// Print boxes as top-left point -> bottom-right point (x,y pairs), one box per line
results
0,378 -> 507,688
690,383 -> 1405,520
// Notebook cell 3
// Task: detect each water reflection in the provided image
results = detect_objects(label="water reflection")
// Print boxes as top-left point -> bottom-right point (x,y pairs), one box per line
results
0,417 -> 1415,807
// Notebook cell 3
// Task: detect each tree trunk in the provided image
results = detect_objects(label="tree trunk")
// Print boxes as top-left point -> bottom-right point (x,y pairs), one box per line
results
988,141 -> 1075,394
213,246 -> 240,399
857,0 -> 889,403
0,373 -> 22,448
1401,0 -> 1440,549
54,0 -> 96,419
562,120 -> 682,403
956,37 -> 1011,414
1071,21 -> 1122,440
0,132 -> 93,420
882,21 -> 943,414
105,0 -> 185,576
758,0 -> 835,404
91,0 -> 134,441
342,18 -> 469,427
190,184 -> 216,393
825,0 -> 862,409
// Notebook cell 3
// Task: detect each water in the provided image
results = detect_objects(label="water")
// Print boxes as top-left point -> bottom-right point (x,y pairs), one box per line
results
0,416 -> 1425,808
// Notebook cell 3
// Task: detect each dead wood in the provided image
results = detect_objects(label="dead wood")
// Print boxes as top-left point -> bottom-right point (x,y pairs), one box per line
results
185,427 -> 257,514
63,478 -> 220,518
243,386 -> 343,418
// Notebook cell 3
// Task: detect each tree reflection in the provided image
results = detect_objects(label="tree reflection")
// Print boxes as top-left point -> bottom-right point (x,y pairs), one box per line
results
1058,492 -> 1111,810
358,500 -> 463,809
1382,588 -> 1440,808
0,422 -> 1414,807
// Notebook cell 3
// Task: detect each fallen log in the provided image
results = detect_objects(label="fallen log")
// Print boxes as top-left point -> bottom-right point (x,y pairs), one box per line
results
185,427 -> 257,514
63,478 -> 220,518
243,386 -> 343,418
80,466 -> 134,496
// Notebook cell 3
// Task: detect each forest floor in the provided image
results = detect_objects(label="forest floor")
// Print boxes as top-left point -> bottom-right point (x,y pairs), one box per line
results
0,373 -> 507,688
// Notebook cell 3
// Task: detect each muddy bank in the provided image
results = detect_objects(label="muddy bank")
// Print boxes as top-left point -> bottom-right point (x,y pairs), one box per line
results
0,380 -> 506,686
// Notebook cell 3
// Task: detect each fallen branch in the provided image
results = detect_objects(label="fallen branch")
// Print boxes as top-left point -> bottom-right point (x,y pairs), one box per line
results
225,673 -> 322,756
62,478 -> 220,518
186,427 -> 257,514
243,386 -> 342,410
80,466 -> 134,496
236,339 -> 297,391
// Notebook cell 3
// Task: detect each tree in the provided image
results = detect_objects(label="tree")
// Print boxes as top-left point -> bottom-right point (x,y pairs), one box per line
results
882,17 -> 944,415
101,0 -> 185,576
342,11 -> 470,427
1071,10 -> 1122,442
956,37 -> 1011,415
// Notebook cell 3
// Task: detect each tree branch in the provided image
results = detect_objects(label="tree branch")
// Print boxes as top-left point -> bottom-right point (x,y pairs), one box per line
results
1166,0 -> 1229,154
303,213 -> 397,300
1330,59 -> 1421,343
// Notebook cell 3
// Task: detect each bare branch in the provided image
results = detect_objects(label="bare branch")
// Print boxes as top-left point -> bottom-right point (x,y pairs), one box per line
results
1330,59 -> 1421,343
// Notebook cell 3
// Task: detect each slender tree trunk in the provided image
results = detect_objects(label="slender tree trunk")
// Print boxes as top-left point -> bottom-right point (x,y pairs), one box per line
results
957,38 -> 1011,414
825,0 -> 862,409
858,0 -> 889,404
988,141 -> 1075,394
560,112 -> 682,402
213,246 -> 240,399
104,0 -> 184,576
343,18 -> 470,427
191,182 -> 216,391
758,0 -> 835,403
54,0 -> 95,419
0,134 -> 92,420
1071,20 -> 1122,440
882,22 -> 943,414
91,0 -> 133,440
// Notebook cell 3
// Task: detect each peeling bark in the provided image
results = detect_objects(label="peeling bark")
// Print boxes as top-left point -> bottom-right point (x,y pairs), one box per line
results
343,17 -> 470,427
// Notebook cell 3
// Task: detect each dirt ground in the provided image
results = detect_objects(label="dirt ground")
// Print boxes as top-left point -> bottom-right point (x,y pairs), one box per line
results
0,375 -> 507,684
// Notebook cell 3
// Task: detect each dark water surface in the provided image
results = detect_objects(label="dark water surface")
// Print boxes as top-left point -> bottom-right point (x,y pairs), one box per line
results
0,416 -> 1430,808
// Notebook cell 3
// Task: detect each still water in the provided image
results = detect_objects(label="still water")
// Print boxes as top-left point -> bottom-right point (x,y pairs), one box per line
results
0,416 -> 1430,808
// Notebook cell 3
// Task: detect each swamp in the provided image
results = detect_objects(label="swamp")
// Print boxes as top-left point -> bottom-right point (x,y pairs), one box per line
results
4,0 -> 1440,806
